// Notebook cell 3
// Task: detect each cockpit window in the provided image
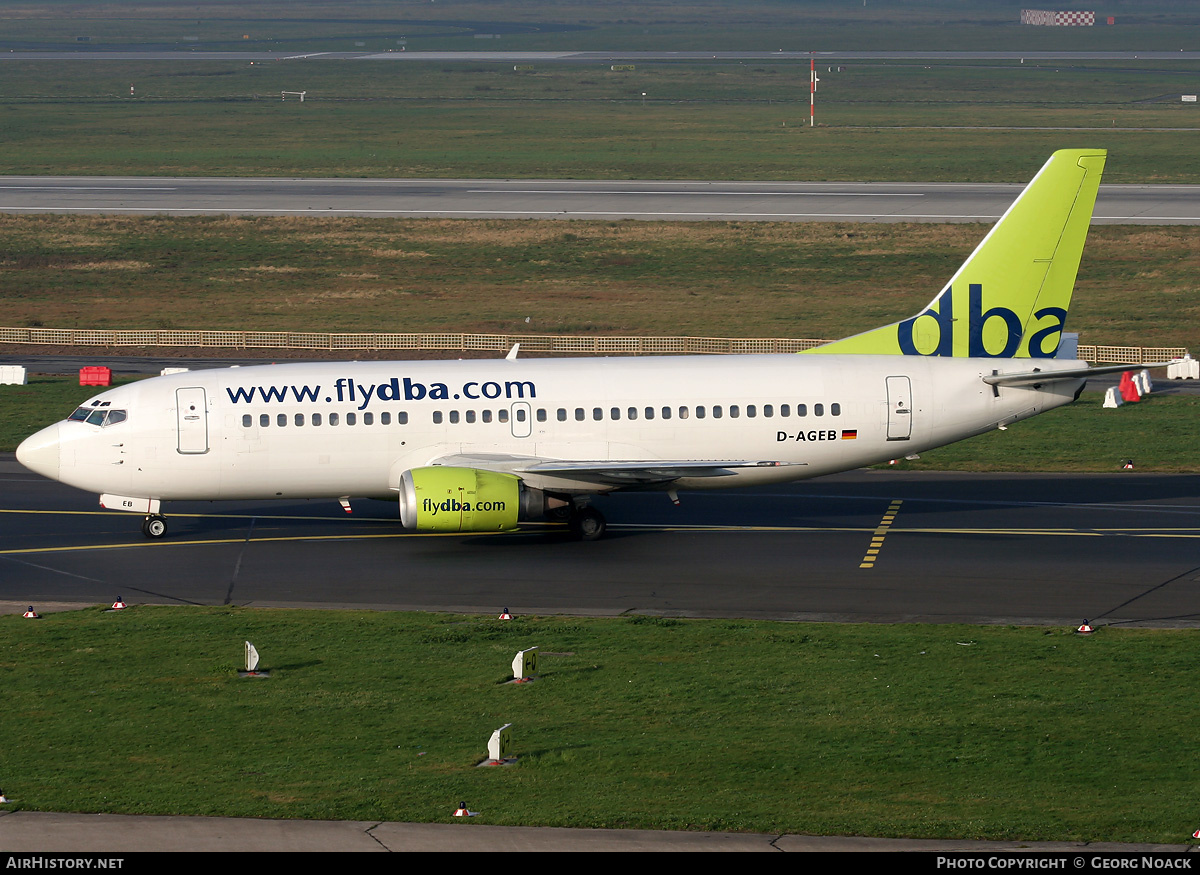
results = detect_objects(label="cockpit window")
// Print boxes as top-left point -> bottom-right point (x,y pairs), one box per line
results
67,407 -> 127,427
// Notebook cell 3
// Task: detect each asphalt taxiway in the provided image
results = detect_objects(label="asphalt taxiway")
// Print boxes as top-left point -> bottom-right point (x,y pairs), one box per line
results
4,456 -> 1199,627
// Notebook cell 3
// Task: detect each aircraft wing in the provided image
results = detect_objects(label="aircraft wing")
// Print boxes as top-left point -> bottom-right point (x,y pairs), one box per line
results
433,453 -> 803,486
983,363 -> 1169,387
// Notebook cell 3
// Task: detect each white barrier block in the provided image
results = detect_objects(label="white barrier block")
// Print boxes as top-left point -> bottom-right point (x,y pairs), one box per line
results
0,366 -> 27,385
1136,369 -> 1152,396
1103,387 -> 1123,408
160,367 -> 190,376
1167,356 -> 1199,380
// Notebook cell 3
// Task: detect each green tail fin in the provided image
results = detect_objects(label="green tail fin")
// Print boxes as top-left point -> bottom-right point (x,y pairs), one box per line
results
803,149 -> 1106,359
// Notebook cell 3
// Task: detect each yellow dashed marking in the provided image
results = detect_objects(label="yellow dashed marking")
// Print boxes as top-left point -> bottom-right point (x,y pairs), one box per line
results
860,500 -> 903,568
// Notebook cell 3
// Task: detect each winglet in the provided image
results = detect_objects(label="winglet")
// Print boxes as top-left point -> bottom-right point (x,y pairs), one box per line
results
803,149 -> 1106,359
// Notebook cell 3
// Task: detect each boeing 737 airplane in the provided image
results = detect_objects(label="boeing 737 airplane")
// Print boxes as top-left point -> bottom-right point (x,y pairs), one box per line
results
17,149 -> 1142,540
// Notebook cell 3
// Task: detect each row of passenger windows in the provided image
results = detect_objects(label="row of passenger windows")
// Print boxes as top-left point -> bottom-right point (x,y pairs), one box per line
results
242,402 -> 841,429
244,411 -> 410,428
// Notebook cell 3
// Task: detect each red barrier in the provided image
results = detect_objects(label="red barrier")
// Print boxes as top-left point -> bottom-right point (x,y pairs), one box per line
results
79,366 -> 112,387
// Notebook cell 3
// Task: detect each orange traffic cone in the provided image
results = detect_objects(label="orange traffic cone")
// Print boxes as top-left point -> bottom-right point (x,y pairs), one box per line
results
22,606 -> 38,619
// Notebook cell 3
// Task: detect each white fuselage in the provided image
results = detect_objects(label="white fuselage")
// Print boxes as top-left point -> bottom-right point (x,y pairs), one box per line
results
19,353 -> 1084,506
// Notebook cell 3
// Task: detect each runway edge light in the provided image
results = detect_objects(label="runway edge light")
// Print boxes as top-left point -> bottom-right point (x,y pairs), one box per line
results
511,647 -> 538,683
453,802 -> 476,817
1076,620 -> 1094,635
22,606 -> 38,619
498,608 -> 513,620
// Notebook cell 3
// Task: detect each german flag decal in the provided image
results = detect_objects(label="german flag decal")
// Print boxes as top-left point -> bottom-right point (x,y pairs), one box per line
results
841,429 -> 858,440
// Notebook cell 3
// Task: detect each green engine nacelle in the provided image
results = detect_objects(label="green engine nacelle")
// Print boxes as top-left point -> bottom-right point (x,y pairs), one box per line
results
398,467 -> 525,533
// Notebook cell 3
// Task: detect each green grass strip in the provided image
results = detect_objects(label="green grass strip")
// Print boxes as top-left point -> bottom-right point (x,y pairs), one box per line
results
2,605 -> 1198,843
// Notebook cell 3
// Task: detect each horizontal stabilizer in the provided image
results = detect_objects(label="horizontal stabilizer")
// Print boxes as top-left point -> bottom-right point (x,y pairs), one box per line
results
983,362 -> 1168,387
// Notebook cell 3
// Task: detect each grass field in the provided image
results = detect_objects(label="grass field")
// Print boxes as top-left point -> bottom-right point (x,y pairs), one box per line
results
3,2 -> 1200,180
2,62 -> 1200,181
2,215 -> 1197,351
3,605 -> 1198,842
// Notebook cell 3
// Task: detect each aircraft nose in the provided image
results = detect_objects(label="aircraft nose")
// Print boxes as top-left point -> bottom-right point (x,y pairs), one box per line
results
16,422 -> 62,481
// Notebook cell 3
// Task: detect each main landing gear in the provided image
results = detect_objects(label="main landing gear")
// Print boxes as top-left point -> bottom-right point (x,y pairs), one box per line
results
141,514 -> 168,539
568,506 -> 606,542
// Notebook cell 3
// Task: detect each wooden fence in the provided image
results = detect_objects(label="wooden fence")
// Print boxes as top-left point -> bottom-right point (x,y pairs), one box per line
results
0,327 -> 1186,364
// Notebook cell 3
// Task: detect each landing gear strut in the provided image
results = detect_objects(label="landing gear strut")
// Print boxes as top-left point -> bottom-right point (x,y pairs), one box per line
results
568,506 -> 606,541
142,514 -> 168,539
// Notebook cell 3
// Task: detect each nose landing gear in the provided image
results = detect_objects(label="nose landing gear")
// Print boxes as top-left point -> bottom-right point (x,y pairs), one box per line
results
142,514 -> 168,539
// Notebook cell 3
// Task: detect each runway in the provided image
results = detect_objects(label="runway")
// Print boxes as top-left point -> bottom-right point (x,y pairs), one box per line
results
4,456 -> 1199,627
9,50 -> 1200,62
3,176 -> 1200,223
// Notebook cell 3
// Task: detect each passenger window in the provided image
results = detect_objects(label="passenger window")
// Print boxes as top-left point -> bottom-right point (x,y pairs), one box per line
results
764,404 -> 774,418
260,414 -> 270,427
362,412 -> 372,425
379,412 -> 389,425
466,410 -> 476,423
277,413 -> 287,427
713,406 -> 723,419
537,409 -> 547,422
611,407 -> 620,421
432,411 -> 442,424
730,405 -> 740,418
747,405 -> 756,418
398,412 -> 408,425
347,413 -> 357,426
516,408 -> 527,422
313,413 -> 323,426
242,414 -> 252,428
499,409 -> 509,423
797,404 -> 807,417
679,406 -> 689,419
557,408 -> 567,422
696,406 -> 706,419
449,411 -> 459,424
483,410 -> 493,423
781,404 -> 790,417
575,408 -> 585,421
661,407 -> 671,420
330,413 -> 340,426
295,413 -> 305,426
815,404 -> 824,416
831,403 -> 841,416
